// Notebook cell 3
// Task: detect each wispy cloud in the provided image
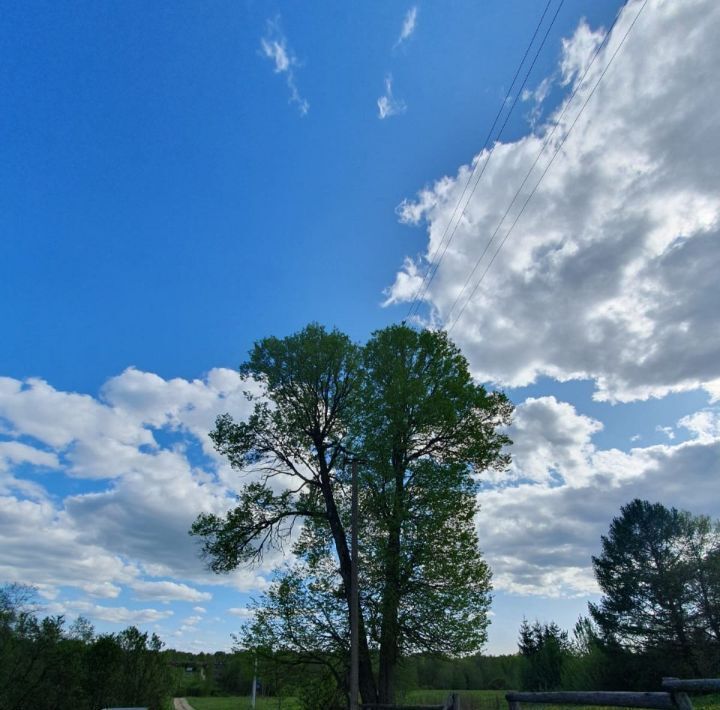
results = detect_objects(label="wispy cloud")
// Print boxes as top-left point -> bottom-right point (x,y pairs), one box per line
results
656,425 -> 676,441
395,6 -> 418,49
260,18 -> 309,116
521,76 -> 553,128
377,75 -> 406,120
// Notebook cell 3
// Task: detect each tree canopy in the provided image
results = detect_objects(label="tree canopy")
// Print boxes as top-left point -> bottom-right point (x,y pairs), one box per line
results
190,323 -> 513,704
0,583 -> 171,710
590,498 -> 720,675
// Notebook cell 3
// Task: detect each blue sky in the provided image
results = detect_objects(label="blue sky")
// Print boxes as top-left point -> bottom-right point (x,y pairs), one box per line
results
2,0 -> 720,657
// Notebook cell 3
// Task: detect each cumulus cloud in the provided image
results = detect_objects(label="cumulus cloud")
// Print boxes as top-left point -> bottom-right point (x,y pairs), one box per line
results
0,495 -> 140,591
377,75 -> 407,120
49,600 -> 173,625
478,396 -> 720,597
394,6 -> 418,49
679,409 -> 720,442
260,18 -> 309,116
0,368 -> 273,624
0,440 -> 58,498
228,606 -> 253,618
503,396 -> 602,486
0,363 -> 718,627
130,580 -> 211,603
385,0 -> 720,403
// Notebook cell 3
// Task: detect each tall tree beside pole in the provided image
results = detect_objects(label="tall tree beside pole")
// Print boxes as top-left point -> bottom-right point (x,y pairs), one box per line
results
191,324 -> 512,704
190,324 -> 379,704
358,325 -> 512,703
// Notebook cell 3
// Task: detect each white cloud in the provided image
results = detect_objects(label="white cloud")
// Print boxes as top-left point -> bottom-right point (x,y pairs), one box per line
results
0,441 -> 58,469
377,75 -> 407,120
504,396 -> 602,486
521,76 -> 553,128
260,18 -> 309,116
0,495 -> 140,592
477,396 -> 720,598
560,19 -> 605,86
130,580 -> 211,603
385,0 -> 720,403
49,600 -> 173,625
394,6 -> 418,49
83,582 -> 121,599
0,440 -> 58,499
0,367 -> 272,612
655,425 -> 675,440
678,409 -> 720,442
0,376 -> 154,462
193,606 -> 207,614
228,606 -> 253,618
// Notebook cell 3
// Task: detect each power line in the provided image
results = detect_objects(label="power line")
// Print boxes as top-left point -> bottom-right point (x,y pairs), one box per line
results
444,0 -> 628,327
405,0 -> 560,320
410,0 -> 566,320
446,0 -> 648,335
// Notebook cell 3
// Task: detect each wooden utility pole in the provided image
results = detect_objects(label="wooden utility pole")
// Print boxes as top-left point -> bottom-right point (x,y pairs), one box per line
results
350,460 -> 359,710
251,652 -> 257,708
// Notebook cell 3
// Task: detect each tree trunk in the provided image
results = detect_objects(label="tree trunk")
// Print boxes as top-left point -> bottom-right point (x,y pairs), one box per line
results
319,468 -> 378,705
378,461 -> 404,704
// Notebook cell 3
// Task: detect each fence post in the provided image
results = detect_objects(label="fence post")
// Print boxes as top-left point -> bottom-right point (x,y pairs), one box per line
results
669,692 -> 694,710
662,677 -> 694,710
452,691 -> 460,710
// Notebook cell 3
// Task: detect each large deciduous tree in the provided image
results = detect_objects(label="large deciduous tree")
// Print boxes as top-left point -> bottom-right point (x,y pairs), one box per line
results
190,323 -> 513,704
358,325 -> 511,702
190,324 -> 379,702
590,499 -> 720,675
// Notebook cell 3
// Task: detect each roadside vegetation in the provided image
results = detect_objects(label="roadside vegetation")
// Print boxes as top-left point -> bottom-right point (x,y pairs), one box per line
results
0,583 -> 172,710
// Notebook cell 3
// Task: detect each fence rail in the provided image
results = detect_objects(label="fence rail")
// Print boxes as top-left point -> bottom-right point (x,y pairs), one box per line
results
362,693 -> 459,710
505,691 -> 675,709
662,677 -> 720,694
505,677 -> 719,710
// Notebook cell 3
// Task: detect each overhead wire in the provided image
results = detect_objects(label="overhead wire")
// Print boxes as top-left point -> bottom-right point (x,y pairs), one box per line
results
405,0 -> 561,321
446,0 -> 649,335
443,0 -> 628,327
410,0 -> 566,320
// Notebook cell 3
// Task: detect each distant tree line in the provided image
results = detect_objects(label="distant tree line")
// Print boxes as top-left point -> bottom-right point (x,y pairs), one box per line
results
0,584 -> 172,710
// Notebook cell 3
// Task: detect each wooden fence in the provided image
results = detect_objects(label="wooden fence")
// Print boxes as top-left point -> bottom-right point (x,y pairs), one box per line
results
505,677 -> 720,710
361,693 -> 460,710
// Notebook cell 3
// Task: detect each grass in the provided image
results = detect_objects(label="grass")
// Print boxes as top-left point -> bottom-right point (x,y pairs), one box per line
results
181,690 -> 720,710
404,689 -> 505,708
182,697 -> 301,710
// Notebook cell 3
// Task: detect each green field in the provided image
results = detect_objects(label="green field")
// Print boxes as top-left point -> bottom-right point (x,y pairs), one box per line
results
182,689 -> 720,710
183,697 -> 301,710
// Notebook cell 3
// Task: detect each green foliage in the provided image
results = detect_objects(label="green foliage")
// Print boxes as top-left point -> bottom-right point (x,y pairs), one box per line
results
0,583 -> 172,710
293,665 -> 345,710
590,499 -> 720,676
191,323 -> 513,705
518,618 -> 571,691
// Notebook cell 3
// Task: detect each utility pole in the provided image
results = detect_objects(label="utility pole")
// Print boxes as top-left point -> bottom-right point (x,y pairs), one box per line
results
251,652 -> 257,708
350,460 -> 359,710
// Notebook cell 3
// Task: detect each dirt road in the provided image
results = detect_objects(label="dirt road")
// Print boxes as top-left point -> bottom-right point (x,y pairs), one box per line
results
173,698 -> 195,710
